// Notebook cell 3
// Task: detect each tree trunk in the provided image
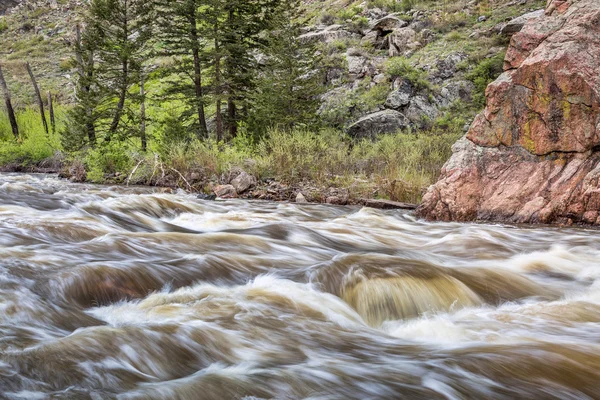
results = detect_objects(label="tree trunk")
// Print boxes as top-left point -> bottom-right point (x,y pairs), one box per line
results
227,98 -> 237,138
188,6 -> 208,138
47,91 -> 55,134
25,62 -> 49,136
140,73 -> 147,152
109,60 -> 128,136
214,22 -> 223,142
75,25 -> 96,146
0,64 -> 19,139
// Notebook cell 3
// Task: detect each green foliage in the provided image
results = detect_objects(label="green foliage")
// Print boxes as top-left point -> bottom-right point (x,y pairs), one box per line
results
84,141 -> 135,182
0,108 -> 62,165
385,57 -> 431,91
466,52 -> 505,107
0,18 -> 8,33
366,0 -> 401,12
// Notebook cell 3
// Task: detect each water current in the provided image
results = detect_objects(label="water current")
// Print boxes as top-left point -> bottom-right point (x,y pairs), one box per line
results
1,173 -> 600,399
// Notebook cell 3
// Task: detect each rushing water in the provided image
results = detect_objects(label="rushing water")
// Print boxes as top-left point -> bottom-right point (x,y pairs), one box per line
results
1,173 -> 600,399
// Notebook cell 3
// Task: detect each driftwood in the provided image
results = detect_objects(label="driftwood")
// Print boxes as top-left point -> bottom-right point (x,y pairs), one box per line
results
0,63 -> 19,139
25,62 -> 49,135
360,199 -> 418,210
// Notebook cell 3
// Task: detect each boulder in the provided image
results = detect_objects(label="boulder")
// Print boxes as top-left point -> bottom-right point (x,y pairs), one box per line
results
347,110 -> 410,139
418,0 -> 600,225
500,9 -> 545,35
385,79 -> 414,109
213,185 -> 237,199
404,96 -> 440,126
296,192 -> 308,203
434,52 -> 467,80
231,171 -> 256,194
387,28 -> 419,57
370,15 -> 408,32
299,25 -> 360,44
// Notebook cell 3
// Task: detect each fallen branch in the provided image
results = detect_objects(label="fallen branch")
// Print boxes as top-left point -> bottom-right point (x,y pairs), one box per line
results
170,167 -> 192,191
126,159 -> 145,186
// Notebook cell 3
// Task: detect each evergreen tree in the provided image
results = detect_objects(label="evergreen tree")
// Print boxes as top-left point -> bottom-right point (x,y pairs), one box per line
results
220,0 -> 283,138
155,0 -> 209,138
90,0 -> 155,143
248,0 -> 322,136
62,23 -> 101,151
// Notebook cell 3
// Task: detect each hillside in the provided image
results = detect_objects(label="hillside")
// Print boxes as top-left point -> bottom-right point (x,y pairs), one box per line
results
1,0 -> 545,122
0,0 -> 547,204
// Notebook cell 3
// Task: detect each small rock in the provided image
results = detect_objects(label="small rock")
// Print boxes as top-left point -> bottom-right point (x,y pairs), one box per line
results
326,196 -> 346,205
231,171 -> 256,194
197,193 -> 217,201
477,15 -> 487,22
214,185 -> 237,199
296,193 -> 308,203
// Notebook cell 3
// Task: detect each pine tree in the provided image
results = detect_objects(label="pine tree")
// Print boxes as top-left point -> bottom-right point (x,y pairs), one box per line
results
62,23 -> 100,151
248,0 -> 322,135
155,0 -> 209,138
220,0 -> 283,138
90,0 -> 155,142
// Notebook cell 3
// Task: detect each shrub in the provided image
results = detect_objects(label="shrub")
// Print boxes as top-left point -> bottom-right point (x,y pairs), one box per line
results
466,52 -> 505,107
0,108 -> 62,166
0,18 -> 8,33
385,57 -> 431,91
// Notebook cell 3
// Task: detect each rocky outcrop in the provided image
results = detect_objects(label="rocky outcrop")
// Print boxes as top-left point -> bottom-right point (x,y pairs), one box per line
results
347,110 -> 410,139
0,0 -> 19,15
418,0 -> 600,225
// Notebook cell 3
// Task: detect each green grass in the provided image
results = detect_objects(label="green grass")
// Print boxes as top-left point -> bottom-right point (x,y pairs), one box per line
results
0,108 -> 64,166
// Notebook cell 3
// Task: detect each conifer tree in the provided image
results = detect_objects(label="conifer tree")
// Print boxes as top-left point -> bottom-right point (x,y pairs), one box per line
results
155,0 -> 209,138
90,0 -> 155,142
248,0 -> 322,135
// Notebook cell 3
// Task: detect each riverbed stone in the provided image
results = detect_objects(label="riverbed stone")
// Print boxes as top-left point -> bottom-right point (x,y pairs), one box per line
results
214,184 -> 237,199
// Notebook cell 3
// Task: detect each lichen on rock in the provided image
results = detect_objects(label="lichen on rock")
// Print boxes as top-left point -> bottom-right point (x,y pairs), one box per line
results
418,0 -> 600,225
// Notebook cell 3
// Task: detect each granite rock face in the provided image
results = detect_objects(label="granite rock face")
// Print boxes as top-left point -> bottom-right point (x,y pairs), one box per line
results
418,0 -> 600,225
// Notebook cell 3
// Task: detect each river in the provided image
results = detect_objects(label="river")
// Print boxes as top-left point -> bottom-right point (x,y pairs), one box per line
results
0,173 -> 599,399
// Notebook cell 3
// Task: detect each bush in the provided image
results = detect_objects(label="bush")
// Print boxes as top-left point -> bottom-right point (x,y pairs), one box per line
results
0,18 -> 8,33
466,52 -> 505,107
385,57 -> 431,91
0,108 -> 62,166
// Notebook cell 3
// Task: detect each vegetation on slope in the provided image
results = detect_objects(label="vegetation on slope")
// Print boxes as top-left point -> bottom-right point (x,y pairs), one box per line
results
0,0 -> 545,203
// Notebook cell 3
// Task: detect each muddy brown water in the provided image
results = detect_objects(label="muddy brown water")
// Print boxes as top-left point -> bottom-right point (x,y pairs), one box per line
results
1,173 -> 600,399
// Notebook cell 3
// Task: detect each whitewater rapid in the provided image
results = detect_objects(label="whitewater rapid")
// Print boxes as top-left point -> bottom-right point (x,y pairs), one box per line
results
1,173 -> 599,399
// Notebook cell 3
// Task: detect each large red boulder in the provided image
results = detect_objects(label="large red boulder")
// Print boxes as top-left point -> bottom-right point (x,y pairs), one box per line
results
418,0 -> 600,225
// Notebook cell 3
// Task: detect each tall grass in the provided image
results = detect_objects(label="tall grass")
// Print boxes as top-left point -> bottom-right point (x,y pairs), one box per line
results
0,108 -> 64,166
118,128 -> 459,203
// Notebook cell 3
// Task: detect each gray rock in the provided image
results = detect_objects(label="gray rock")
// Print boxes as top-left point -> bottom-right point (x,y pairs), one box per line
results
434,52 -> 467,80
500,9 -> 544,35
404,96 -> 440,127
370,15 -> 408,32
231,171 -> 256,194
387,28 -> 419,57
347,110 -> 410,139
385,79 -> 414,109
477,15 -> 487,22
298,26 -> 359,44
296,192 -> 308,203
347,55 -> 368,76
214,185 -> 237,199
